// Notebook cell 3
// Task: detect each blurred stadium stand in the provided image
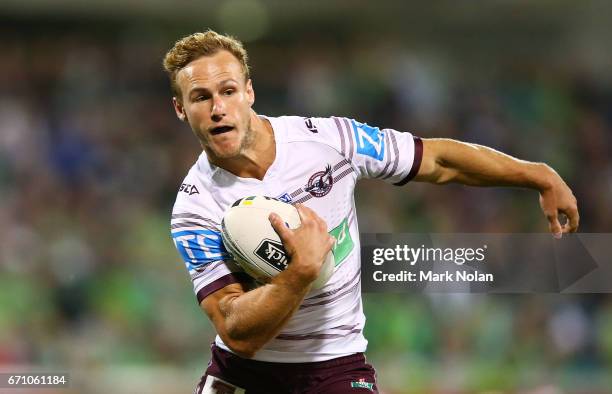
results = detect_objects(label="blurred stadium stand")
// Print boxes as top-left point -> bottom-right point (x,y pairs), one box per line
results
0,1 -> 611,393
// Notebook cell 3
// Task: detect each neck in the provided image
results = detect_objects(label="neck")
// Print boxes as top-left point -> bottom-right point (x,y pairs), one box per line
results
209,111 -> 275,180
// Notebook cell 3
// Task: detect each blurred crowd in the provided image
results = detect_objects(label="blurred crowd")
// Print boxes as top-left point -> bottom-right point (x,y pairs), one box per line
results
1,18 -> 611,393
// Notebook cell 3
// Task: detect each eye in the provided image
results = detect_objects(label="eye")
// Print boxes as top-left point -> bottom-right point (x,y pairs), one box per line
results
223,89 -> 235,96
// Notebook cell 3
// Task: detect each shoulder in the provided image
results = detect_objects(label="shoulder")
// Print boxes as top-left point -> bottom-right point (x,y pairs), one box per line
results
268,115 -> 354,154
172,154 -> 222,227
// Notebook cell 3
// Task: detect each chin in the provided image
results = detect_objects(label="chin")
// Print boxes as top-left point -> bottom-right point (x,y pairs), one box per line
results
211,145 -> 242,159
215,151 -> 241,159
204,135 -> 242,158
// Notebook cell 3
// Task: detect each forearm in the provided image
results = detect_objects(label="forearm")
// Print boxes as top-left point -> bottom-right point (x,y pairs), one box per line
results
218,265 -> 311,355
419,138 -> 556,190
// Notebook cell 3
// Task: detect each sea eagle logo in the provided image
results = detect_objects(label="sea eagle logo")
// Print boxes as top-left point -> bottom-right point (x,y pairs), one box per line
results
305,164 -> 334,197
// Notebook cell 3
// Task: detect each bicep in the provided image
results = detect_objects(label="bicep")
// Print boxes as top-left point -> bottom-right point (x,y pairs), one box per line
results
414,138 -> 509,185
414,138 -> 447,183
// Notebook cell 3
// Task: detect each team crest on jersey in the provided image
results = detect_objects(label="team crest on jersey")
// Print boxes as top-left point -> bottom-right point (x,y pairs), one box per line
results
351,120 -> 385,161
305,164 -> 334,197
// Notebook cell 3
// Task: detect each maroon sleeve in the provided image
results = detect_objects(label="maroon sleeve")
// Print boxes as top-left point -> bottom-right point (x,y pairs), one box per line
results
393,136 -> 423,186
196,272 -> 252,304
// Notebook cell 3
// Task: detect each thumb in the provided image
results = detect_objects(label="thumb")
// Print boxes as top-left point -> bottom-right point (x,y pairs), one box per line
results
547,211 -> 563,239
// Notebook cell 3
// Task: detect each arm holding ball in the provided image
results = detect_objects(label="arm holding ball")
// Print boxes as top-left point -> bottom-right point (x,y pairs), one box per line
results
201,204 -> 335,358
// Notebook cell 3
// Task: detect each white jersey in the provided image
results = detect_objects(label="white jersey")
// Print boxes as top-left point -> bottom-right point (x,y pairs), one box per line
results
171,115 -> 422,362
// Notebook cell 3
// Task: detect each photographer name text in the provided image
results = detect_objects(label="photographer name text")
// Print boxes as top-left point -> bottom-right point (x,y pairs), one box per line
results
373,269 -> 493,283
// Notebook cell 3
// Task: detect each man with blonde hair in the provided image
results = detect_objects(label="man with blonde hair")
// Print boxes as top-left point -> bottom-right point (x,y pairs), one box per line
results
164,30 -> 579,394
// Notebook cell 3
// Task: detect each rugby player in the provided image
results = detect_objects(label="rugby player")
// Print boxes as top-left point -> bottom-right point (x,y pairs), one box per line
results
164,31 -> 579,394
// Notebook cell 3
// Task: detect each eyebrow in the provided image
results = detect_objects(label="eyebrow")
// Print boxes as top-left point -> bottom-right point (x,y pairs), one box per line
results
217,79 -> 238,86
188,79 -> 238,97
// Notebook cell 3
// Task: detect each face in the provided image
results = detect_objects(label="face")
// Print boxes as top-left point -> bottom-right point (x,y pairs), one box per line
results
173,50 -> 255,160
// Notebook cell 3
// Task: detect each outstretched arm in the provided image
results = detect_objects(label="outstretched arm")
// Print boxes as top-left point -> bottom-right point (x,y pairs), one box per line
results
415,138 -> 579,237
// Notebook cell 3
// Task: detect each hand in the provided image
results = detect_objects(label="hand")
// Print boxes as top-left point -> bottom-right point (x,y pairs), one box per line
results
268,204 -> 335,284
539,172 -> 579,238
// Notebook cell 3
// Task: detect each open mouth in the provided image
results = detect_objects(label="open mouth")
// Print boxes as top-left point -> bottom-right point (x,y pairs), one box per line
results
210,125 -> 235,135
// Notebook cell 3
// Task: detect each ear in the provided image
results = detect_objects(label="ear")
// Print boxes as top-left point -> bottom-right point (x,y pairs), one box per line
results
173,97 -> 187,122
246,79 -> 255,107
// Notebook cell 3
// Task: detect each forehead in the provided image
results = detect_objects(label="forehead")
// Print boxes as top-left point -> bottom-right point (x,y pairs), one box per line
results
177,50 -> 245,90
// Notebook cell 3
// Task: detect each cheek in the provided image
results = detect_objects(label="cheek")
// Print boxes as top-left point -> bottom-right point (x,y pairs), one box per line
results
236,92 -> 252,109
238,96 -> 252,116
187,108 -> 208,126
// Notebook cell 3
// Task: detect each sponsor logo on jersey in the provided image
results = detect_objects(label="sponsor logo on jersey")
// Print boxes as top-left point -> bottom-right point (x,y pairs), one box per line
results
304,117 -> 318,133
351,379 -> 374,391
351,120 -> 385,161
172,229 -> 228,271
255,239 -> 289,271
305,164 -> 334,197
179,183 -> 200,196
277,193 -> 293,203
329,217 -> 354,266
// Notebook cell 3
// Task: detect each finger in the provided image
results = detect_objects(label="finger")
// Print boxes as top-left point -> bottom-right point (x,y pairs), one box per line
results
295,204 -> 323,230
295,203 -> 315,222
299,203 -> 329,228
294,203 -> 307,223
269,213 -> 293,242
565,208 -> 580,233
546,212 -> 563,239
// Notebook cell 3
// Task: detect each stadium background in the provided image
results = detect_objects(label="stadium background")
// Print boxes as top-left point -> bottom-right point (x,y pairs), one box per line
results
1,1 -> 611,393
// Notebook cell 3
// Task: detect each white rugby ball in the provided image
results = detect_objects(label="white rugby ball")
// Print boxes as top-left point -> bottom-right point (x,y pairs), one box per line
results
221,196 -> 334,289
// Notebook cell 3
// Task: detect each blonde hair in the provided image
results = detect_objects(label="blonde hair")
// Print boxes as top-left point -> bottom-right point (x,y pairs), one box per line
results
163,30 -> 250,99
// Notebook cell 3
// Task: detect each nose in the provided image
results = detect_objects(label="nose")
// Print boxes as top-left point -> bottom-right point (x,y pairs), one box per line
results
211,94 -> 225,121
